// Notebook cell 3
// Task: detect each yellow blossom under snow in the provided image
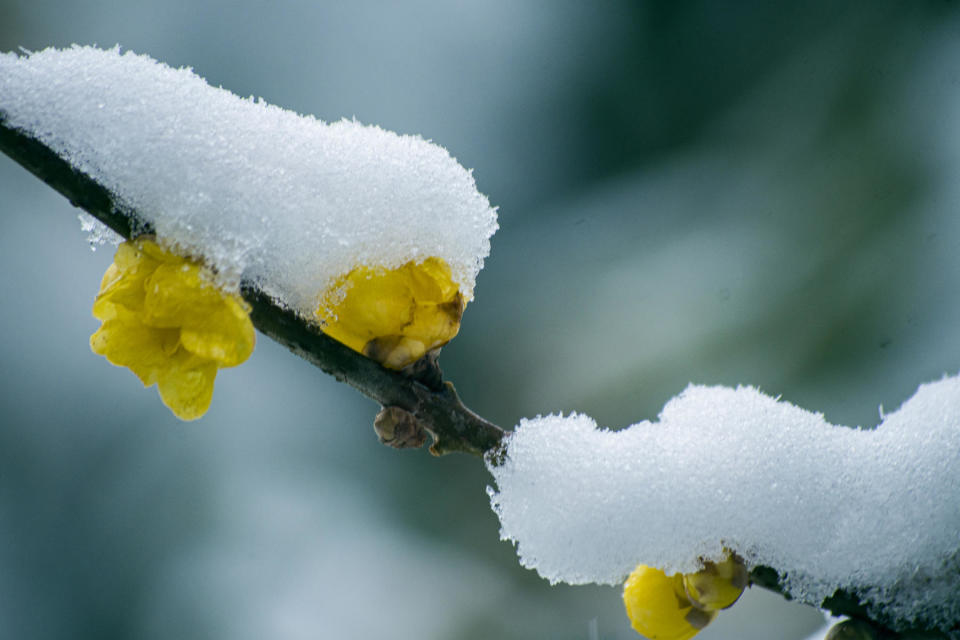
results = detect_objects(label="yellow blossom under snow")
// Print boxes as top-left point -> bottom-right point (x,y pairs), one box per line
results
90,238 -> 255,420
622,555 -> 746,640
317,257 -> 465,370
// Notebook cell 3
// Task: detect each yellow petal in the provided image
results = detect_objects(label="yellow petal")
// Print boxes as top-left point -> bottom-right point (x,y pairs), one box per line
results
92,238 -> 177,320
142,262 -> 226,328
98,263 -> 122,293
90,306 -> 180,386
406,257 -> 460,302
134,236 -> 197,265
115,238 -> 162,273
93,264 -> 152,320
318,257 -> 465,369
156,354 -> 217,421
682,555 -> 747,612
92,240 -> 165,320
92,263 -> 124,321
405,294 -> 464,346
180,298 -> 256,367
623,565 -> 715,640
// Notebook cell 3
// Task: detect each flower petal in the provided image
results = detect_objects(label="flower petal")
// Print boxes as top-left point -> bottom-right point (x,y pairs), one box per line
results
179,297 -> 256,367
115,238 -> 162,273
318,257 -> 465,369
407,257 -> 460,303
405,294 -> 463,348
156,354 -> 217,421
90,306 -> 180,386
142,262 -> 225,328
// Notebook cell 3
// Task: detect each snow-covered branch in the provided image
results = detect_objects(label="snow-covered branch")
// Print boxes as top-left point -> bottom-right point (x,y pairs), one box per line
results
0,45 -> 504,454
0,112 -> 505,457
3,45 -> 957,640
487,381 -> 960,638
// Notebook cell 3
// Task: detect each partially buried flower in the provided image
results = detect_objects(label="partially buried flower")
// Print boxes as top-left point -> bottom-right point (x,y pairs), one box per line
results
90,238 -> 255,420
317,257 -> 465,370
622,554 -> 747,640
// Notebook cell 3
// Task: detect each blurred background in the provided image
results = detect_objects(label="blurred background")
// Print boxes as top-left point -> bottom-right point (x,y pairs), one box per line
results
2,1 -> 959,638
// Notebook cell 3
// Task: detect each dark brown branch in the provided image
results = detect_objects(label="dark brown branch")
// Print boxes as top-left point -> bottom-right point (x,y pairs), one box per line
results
0,112 -> 505,458
240,284 -> 504,456
2,113 -> 954,638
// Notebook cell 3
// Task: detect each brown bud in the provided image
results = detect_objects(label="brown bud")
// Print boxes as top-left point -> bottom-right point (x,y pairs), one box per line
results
374,406 -> 427,449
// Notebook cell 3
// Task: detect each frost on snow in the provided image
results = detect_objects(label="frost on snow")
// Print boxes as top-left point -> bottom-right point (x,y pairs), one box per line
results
0,46 -> 498,313
487,375 -> 960,631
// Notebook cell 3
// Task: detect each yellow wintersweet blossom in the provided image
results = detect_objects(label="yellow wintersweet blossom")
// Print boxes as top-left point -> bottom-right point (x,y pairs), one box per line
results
90,238 -> 255,420
317,257 -> 465,370
622,555 -> 746,640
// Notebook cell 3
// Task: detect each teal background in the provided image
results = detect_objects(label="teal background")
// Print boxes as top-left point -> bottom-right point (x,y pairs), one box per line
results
2,2 -> 959,638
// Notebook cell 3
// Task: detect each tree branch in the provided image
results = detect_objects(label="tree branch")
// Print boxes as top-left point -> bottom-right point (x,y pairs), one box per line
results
1,113 -> 952,639
0,113 -> 505,458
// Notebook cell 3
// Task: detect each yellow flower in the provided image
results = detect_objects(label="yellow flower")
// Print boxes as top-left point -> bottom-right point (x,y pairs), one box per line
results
623,565 -> 714,640
317,257 -> 465,369
90,238 -> 255,420
622,556 -> 746,640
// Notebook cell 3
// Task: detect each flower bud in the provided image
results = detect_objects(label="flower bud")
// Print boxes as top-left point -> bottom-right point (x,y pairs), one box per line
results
682,554 -> 747,611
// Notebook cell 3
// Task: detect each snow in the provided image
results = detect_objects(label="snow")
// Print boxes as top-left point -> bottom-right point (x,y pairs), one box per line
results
487,374 -> 960,632
0,45 -> 498,312
78,212 -> 122,251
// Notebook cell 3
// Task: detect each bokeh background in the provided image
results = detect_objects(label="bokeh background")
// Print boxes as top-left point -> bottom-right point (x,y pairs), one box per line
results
2,2 -> 960,639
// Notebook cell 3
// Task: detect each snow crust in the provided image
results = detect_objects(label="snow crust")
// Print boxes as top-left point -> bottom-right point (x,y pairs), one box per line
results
0,46 -> 497,312
487,375 -> 960,630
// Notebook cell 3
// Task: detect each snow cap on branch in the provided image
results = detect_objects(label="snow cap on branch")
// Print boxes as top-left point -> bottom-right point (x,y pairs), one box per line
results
487,375 -> 960,632
0,45 -> 498,313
